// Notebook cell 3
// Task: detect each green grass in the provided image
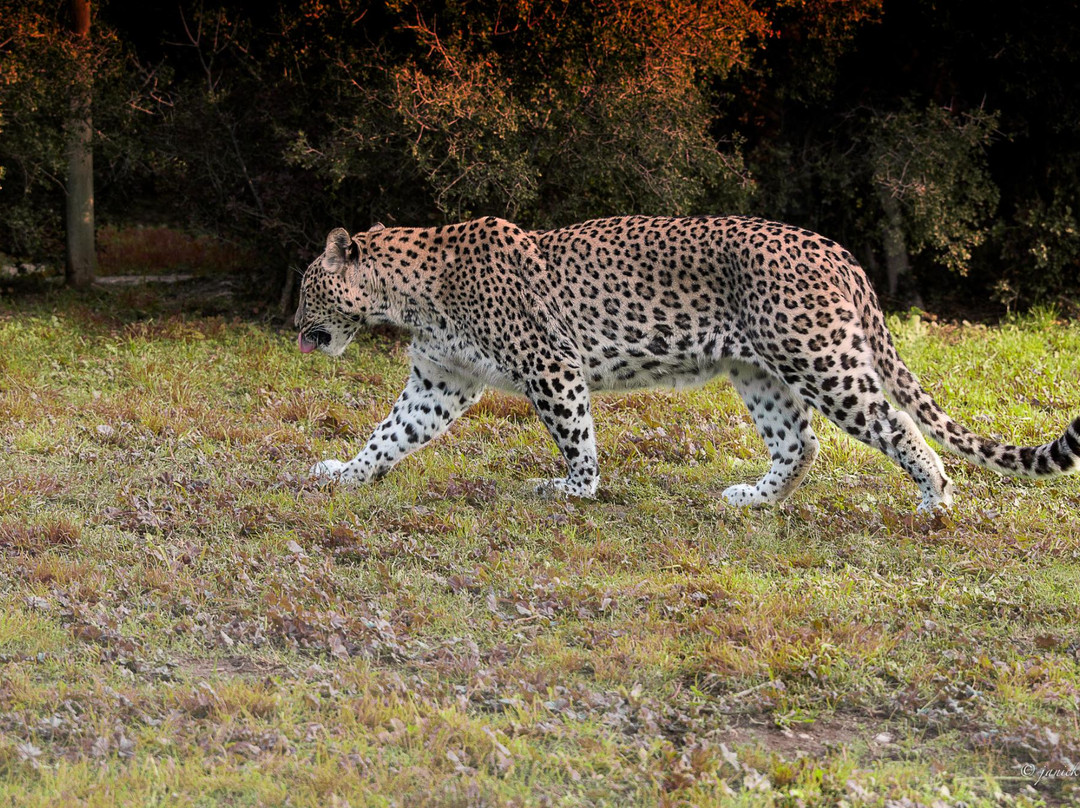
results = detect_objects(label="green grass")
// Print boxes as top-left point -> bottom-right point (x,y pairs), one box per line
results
1,292 -> 1078,806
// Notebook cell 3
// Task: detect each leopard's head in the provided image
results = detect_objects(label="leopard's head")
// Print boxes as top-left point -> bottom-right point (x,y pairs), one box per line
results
295,226 -> 381,356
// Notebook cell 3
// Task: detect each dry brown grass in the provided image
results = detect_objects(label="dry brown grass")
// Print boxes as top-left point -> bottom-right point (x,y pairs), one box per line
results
0,518 -> 81,554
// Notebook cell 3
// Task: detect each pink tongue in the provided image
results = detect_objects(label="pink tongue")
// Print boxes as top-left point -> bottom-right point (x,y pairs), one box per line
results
298,332 -> 315,353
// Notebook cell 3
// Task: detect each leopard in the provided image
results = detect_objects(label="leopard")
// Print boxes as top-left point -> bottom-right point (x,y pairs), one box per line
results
294,214 -> 1080,512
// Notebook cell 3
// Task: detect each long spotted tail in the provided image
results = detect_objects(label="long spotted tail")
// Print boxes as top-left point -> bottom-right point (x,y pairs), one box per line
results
862,306 -> 1080,479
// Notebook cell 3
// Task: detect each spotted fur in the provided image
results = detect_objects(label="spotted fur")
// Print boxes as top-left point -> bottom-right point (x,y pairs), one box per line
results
295,215 -> 1080,511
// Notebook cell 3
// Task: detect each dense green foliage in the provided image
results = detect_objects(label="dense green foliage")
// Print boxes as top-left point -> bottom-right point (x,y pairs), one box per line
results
1,0 -> 1078,310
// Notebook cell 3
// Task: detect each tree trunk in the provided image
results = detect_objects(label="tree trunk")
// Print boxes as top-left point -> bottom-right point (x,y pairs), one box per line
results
877,186 -> 922,307
65,0 -> 96,289
278,264 -> 298,319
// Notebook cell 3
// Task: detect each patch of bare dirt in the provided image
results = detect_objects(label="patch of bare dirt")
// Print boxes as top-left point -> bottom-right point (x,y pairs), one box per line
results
714,713 -> 875,758
175,654 -> 292,681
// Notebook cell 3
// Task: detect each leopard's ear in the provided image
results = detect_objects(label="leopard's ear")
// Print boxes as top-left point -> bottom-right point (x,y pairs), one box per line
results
368,222 -> 385,233
323,227 -> 352,274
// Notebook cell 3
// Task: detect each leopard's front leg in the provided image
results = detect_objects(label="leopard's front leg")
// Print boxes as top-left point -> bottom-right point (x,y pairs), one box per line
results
310,357 -> 483,485
525,368 -> 599,498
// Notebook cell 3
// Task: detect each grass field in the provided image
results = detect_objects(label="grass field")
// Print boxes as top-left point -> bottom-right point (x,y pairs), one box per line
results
1,291 -> 1078,806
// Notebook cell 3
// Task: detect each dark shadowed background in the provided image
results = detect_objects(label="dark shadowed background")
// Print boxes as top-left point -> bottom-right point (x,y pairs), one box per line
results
2,0 -> 1078,315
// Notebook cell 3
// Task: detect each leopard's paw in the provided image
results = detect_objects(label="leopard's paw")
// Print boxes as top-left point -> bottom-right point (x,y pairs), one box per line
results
309,459 -> 348,484
722,483 -> 775,508
527,477 -> 597,500
916,489 -> 954,513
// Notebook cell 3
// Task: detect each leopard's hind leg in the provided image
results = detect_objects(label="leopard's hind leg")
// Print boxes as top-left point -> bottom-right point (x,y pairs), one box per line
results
723,361 -> 819,507
775,359 -> 954,512
835,401 -> 953,512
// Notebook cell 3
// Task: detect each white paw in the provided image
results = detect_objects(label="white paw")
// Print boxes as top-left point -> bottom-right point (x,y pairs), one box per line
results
722,484 -> 772,508
916,480 -> 955,513
916,493 -> 952,513
527,478 -> 597,500
309,459 -> 348,484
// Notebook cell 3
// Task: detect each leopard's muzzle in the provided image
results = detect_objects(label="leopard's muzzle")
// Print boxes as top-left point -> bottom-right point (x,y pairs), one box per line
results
298,327 -> 332,354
